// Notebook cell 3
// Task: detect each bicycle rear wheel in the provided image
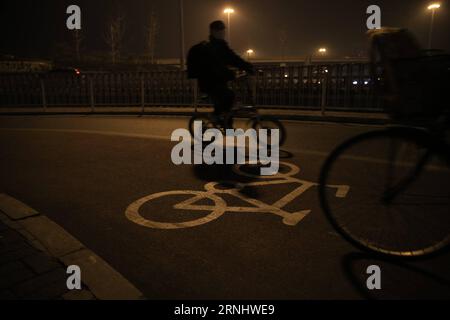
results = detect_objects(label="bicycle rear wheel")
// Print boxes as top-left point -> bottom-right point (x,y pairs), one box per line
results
189,114 -> 214,143
251,116 -> 287,146
189,114 -> 235,141
319,127 -> 450,258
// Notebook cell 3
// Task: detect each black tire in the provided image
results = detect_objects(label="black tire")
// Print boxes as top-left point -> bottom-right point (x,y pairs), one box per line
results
189,114 -> 235,138
318,127 -> 450,258
250,116 -> 287,146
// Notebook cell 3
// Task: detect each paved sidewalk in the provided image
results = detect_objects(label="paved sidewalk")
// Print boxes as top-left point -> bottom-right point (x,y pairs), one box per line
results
0,193 -> 144,300
0,217 -> 95,300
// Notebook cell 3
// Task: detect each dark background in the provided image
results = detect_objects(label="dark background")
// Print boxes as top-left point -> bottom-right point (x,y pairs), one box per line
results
0,0 -> 449,60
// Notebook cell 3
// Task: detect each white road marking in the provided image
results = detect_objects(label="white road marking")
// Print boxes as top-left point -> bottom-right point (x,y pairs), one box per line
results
0,128 -> 169,141
125,190 -> 226,229
125,161 -> 350,229
4,128 -> 445,171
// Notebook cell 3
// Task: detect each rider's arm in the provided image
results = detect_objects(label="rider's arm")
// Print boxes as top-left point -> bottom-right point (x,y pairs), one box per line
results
223,43 -> 254,74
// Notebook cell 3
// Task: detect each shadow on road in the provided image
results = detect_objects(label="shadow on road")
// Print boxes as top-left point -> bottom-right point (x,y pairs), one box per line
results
279,149 -> 294,159
192,163 -> 262,200
191,145 -> 296,200
191,145 -> 268,199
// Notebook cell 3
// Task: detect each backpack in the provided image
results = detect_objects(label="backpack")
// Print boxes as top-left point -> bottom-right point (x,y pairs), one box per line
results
369,28 -> 450,118
187,41 -> 210,79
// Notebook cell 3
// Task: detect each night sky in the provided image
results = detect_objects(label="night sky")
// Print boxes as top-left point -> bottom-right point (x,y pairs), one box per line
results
0,0 -> 449,60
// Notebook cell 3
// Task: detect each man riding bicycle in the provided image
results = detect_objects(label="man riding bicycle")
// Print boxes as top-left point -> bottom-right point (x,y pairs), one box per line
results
187,20 -> 255,126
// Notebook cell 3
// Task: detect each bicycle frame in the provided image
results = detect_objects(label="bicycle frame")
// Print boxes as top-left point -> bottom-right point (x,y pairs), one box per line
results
192,73 -> 257,114
383,123 -> 450,203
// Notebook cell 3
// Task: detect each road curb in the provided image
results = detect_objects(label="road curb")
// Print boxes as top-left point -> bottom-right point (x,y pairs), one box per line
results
264,113 -> 389,125
0,193 -> 145,300
0,194 -> 39,220
0,106 -> 390,125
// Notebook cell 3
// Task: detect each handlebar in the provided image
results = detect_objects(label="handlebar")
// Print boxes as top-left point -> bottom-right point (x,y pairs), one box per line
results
233,71 -> 256,106
235,70 -> 255,80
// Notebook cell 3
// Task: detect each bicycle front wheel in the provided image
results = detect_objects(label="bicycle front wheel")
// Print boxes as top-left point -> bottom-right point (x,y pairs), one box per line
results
319,127 -> 450,258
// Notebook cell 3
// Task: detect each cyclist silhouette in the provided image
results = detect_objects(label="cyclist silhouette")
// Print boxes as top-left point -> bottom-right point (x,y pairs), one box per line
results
187,20 -> 254,124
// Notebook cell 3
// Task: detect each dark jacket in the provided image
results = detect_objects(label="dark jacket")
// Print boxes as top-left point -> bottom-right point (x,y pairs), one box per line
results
197,36 -> 254,92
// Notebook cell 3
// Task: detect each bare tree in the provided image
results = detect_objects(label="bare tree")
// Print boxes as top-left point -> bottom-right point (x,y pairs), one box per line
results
146,9 -> 159,64
104,13 -> 125,64
73,29 -> 84,62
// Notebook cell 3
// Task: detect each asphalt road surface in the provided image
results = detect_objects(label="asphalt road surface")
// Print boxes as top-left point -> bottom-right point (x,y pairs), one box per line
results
1,115 -> 450,299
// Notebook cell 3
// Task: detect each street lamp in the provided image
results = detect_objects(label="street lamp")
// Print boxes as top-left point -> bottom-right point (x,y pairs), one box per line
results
246,49 -> 254,60
427,2 -> 441,49
179,0 -> 185,70
224,8 -> 235,44
306,48 -> 327,65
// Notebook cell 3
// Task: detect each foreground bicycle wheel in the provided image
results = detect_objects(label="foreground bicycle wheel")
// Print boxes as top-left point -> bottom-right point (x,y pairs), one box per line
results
319,127 -> 450,258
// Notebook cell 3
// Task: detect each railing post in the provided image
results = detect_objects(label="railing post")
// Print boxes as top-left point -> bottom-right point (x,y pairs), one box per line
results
252,74 -> 257,106
141,76 -> 145,115
89,77 -> 95,113
321,70 -> 328,115
40,77 -> 47,112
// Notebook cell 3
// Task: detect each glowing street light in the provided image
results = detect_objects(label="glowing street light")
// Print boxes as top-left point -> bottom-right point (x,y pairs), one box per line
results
427,3 -> 441,49
428,3 -> 441,10
224,8 -> 235,44
306,47 -> 328,65
246,49 -> 254,60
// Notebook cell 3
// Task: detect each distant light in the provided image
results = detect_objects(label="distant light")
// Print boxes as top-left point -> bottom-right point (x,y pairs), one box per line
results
318,48 -> 327,53
353,81 -> 358,85
324,69 -> 329,73
284,74 -> 289,78
224,8 -> 235,14
246,49 -> 254,54
427,3 -> 441,10
364,81 -> 369,85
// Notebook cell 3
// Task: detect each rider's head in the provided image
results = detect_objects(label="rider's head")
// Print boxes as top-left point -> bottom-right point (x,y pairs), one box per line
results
209,20 -> 226,40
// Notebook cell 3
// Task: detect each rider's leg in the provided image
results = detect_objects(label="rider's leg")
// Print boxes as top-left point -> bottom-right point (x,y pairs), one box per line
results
210,84 -> 235,127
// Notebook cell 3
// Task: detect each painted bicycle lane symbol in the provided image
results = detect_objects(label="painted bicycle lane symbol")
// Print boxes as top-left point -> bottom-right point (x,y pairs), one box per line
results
125,161 -> 350,229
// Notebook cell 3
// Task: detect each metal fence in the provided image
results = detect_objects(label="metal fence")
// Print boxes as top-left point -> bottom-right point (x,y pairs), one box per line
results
0,63 -> 384,112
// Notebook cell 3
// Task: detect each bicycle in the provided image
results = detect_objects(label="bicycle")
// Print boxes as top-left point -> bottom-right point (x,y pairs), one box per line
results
125,161 -> 349,229
188,73 -> 287,146
318,28 -> 450,258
